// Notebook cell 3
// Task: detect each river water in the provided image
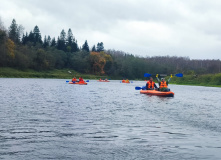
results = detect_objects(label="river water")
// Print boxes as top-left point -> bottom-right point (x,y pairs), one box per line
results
0,78 -> 221,160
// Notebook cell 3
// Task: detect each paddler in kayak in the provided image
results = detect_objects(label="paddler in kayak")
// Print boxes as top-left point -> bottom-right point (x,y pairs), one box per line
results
156,74 -> 172,91
79,77 -> 84,82
72,77 -> 77,82
146,77 -> 158,90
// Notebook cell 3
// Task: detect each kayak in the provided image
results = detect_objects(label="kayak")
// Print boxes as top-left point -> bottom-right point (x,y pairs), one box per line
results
69,81 -> 87,85
97,80 -> 110,82
122,81 -> 130,83
140,89 -> 174,97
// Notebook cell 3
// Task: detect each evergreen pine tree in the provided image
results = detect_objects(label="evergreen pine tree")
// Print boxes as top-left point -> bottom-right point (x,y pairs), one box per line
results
51,37 -> 56,47
33,25 -> 42,44
8,19 -> 20,43
43,35 -> 48,48
28,31 -> 35,43
82,40 -> 90,52
96,42 -> 104,52
92,45 -> 96,52
67,28 -> 73,46
47,36 -> 51,46
57,29 -> 66,51
21,32 -> 29,45
72,40 -> 79,52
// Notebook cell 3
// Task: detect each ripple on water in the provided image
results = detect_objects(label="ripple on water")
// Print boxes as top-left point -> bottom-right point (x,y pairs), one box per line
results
1,79 -> 221,159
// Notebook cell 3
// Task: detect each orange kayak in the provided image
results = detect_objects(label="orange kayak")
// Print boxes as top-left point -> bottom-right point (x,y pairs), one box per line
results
97,80 -> 110,82
69,81 -> 87,85
122,81 -> 130,83
140,90 -> 174,97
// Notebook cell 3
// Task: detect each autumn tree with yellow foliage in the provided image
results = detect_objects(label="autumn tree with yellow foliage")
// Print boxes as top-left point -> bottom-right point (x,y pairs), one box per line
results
90,51 -> 112,74
6,39 -> 15,59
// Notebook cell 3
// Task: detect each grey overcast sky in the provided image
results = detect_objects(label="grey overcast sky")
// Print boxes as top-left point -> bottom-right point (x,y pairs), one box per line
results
1,0 -> 221,60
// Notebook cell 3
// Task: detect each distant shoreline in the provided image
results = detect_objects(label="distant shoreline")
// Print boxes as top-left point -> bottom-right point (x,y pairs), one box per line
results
1,67 -> 221,88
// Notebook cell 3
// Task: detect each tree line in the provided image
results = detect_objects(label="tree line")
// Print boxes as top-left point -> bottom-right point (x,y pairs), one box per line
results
0,18 -> 221,79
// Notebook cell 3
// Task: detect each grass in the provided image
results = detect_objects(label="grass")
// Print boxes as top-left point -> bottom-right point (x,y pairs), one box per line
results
0,67 -> 108,80
1,67 -> 221,87
168,73 -> 221,87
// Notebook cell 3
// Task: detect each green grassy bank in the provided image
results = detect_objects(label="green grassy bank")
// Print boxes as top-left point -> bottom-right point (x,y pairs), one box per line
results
169,73 -> 221,87
1,67 -> 221,87
0,67 -> 107,80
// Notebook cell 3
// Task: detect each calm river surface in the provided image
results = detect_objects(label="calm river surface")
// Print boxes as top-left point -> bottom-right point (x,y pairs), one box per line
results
1,78 -> 221,160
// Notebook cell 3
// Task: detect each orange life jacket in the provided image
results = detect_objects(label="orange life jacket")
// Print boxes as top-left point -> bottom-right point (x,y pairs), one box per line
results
160,81 -> 167,88
72,78 -> 77,81
147,81 -> 155,88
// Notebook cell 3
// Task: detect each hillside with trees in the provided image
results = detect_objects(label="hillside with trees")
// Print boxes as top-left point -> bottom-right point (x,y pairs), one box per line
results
0,18 -> 221,82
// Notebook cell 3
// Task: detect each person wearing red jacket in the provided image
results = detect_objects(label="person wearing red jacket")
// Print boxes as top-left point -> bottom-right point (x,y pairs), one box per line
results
79,77 -> 84,82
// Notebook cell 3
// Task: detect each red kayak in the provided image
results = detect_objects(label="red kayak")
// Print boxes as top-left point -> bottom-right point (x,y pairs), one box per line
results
140,90 -> 174,97
69,81 -> 87,85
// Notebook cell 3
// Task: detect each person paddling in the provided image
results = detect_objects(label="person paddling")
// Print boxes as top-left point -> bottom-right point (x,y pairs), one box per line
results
72,77 -> 77,82
156,74 -> 172,91
146,77 -> 158,90
79,77 -> 84,82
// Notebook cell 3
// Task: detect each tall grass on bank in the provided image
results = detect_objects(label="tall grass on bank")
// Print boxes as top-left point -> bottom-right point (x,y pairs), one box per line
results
170,73 -> 221,87
0,67 -> 108,79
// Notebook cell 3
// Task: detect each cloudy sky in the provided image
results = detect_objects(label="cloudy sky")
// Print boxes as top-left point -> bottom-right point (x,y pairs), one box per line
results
1,0 -> 221,60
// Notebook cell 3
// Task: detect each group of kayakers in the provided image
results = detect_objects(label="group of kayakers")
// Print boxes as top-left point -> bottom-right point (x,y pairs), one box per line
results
122,79 -> 130,83
99,78 -> 108,81
72,77 -> 85,83
146,74 -> 172,91
71,75 -> 171,91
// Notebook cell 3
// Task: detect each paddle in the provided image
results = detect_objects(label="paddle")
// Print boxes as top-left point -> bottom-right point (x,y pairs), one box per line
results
135,86 -> 146,90
144,73 -> 151,77
175,73 -> 183,77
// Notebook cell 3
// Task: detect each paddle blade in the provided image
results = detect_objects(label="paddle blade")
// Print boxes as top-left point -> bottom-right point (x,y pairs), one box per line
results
175,73 -> 183,77
66,81 -> 69,82
142,86 -> 146,90
144,73 -> 151,77
135,87 -> 142,90
86,80 -> 89,82
135,86 -> 146,90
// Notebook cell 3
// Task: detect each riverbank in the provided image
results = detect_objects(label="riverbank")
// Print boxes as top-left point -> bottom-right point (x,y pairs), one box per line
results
0,67 -> 107,80
1,67 -> 221,87
170,74 -> 221,87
